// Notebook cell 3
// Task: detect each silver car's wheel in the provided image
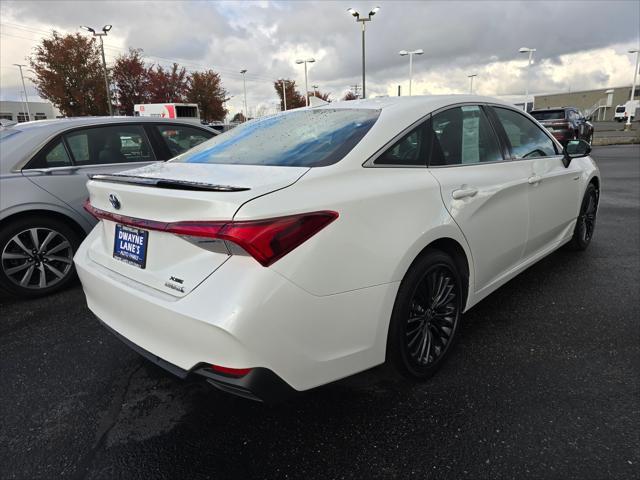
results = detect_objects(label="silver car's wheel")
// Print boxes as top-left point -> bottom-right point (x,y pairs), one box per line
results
0,217 -> 80,298
2,228 -> 73,289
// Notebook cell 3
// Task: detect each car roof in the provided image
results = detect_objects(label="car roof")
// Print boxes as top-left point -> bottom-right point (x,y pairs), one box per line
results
313,94 -> 516,128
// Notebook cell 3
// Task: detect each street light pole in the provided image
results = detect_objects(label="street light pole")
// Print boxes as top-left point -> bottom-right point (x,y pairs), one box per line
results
519,47 -> 536,112
312,85 -> 319,97
13,64 -> 30,121
468,74 -> 477,94
295,59 -> 315,106
281,80 -> 287,111
80,25 -> 113,116
240,69 -> 248,121
347,6 -> 380,99
398,49 -> 424,96
626,48 -> 639,130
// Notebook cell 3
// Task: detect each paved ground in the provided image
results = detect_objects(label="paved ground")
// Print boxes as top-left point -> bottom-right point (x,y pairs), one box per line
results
1,145 -> 639,480
593,121 -> 640,144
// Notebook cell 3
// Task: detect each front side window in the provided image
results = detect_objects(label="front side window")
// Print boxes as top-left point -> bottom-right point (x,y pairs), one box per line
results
429,106 -> 503,166
493,107 -> 557,159
64,125 -> 156,165
156,125 -> 214,157
375,124 -> 426,166
173,108 -> 380,167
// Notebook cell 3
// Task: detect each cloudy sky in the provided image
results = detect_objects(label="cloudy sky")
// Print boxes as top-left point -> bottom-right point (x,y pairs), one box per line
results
1,0 -> 639,117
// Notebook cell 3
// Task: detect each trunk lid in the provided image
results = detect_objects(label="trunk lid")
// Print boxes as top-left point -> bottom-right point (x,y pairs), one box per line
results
84,162 -> 309,297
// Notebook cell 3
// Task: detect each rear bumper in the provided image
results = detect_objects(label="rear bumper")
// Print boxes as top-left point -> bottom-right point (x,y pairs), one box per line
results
99,318 -> 295,402
75,226 -> 397,395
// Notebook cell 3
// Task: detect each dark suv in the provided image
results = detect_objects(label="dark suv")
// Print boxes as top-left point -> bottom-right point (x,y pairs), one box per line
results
530,107 -> 594,145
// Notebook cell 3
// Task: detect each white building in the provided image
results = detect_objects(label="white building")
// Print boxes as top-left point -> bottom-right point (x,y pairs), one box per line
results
0,100 -> 61,123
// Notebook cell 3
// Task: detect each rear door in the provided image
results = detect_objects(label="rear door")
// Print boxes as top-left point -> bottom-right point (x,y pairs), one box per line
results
490,106 -> 581,258
427,105 -> 530,293
24,123 -> 158,226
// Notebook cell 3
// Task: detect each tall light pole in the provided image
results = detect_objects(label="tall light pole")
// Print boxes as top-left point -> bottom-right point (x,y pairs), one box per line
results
468,74 -> 478,94
347,6 -> 380,99
398,49 -> 424,96
280,79 -> 287,111
312,84 -> 319,97
13,64 -> 30,121
626,48 -> 639,130
519,47 -> 536,112
81,25 -> 113,116
240,69 -> 248,121
295,58 -> 315,106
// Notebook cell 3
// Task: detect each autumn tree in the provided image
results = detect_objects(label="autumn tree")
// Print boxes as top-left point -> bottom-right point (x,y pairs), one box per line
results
112,48 -> 149,115
274,79 -> 306,110
232,112 -> 246,123
342,90 -> 359,101
187,70 -> 227,122
29,31 -> 109,116
312,90 -> 331,102
147,63 -> 189,103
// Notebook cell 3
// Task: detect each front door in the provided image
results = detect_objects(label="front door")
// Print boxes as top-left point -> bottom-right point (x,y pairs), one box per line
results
490,107 -> 581,259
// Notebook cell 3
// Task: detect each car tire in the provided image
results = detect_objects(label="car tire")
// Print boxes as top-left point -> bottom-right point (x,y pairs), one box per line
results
566,183 -> 598,251
386,249 -> 463,380
0,216 -> 81,298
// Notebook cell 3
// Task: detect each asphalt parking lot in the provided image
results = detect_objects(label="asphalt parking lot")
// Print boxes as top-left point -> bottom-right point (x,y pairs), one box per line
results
1,144 -> 638,480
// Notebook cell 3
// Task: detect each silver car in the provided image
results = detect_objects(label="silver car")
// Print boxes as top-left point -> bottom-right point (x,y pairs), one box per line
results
0,117 -> 215,298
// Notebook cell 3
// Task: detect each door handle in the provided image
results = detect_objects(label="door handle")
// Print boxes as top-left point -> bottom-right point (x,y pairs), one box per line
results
528,175 -> 542,185
452,188 -> 478,200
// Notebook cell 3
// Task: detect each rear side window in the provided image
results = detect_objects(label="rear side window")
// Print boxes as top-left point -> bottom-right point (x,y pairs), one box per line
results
156,125 -> 213,157
531,110 -> 565,121
375,124 -> 426,166
493,107 -> 558,159
429,106 -> 503,166
43,140 -> 72,168
173,108 -> 380,167
64,125 -> 156,165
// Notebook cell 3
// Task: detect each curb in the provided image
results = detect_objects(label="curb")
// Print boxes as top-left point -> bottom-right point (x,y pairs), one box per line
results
592,137 -> 640,146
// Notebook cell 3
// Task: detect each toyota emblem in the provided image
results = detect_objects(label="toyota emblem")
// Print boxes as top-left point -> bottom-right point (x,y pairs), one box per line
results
108,193 -> 121,210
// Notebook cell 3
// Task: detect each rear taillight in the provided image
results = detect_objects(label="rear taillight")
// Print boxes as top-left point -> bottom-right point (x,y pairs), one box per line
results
84,200 -> 338,266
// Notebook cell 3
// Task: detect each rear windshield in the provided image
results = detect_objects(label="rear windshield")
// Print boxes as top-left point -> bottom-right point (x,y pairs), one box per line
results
172,108 -> 380,167
531,110 -> 565,121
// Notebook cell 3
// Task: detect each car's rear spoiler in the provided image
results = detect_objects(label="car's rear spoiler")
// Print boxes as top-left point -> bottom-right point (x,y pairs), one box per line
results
88,173 -> 250,192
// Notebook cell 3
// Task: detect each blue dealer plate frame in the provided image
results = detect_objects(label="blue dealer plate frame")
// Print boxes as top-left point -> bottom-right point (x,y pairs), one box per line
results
113,224 -> 149,269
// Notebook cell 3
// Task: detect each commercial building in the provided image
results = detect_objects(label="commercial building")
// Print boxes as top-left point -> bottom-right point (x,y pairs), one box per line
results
0,100 -> 61,123
534,86 -> 638,121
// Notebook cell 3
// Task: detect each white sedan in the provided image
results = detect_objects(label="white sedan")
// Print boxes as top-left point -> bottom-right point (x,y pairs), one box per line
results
75,95 -> 600,402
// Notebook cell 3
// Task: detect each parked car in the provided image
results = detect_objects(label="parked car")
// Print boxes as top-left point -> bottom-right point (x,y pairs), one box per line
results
530,107 -> 594,145
0,117 -> 215,298
76,96 -> 600,402
614,104 -> 627,122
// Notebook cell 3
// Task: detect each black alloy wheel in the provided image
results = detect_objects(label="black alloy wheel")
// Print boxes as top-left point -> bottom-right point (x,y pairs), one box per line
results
387,249 -> 463,379
566,183 -> 598,251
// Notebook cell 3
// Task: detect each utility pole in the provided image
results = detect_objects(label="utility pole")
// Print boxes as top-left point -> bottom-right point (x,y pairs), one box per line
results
80,25 -> 114,116
240,69 -> 248,121
468,74 -> 477,94
13,64 -> 30,121
312,84 -> 319,97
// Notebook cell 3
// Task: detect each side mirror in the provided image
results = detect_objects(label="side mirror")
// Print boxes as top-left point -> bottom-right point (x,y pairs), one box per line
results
562,139 -> 591,167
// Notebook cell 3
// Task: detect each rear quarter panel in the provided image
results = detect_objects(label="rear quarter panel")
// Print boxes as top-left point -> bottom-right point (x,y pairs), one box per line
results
234,166 -> 474,300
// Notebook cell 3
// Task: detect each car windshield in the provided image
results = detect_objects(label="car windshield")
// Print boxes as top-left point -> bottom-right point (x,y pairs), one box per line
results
616,106 -> 626,112
172,108 -> 380,167
531,110 -> 565,121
